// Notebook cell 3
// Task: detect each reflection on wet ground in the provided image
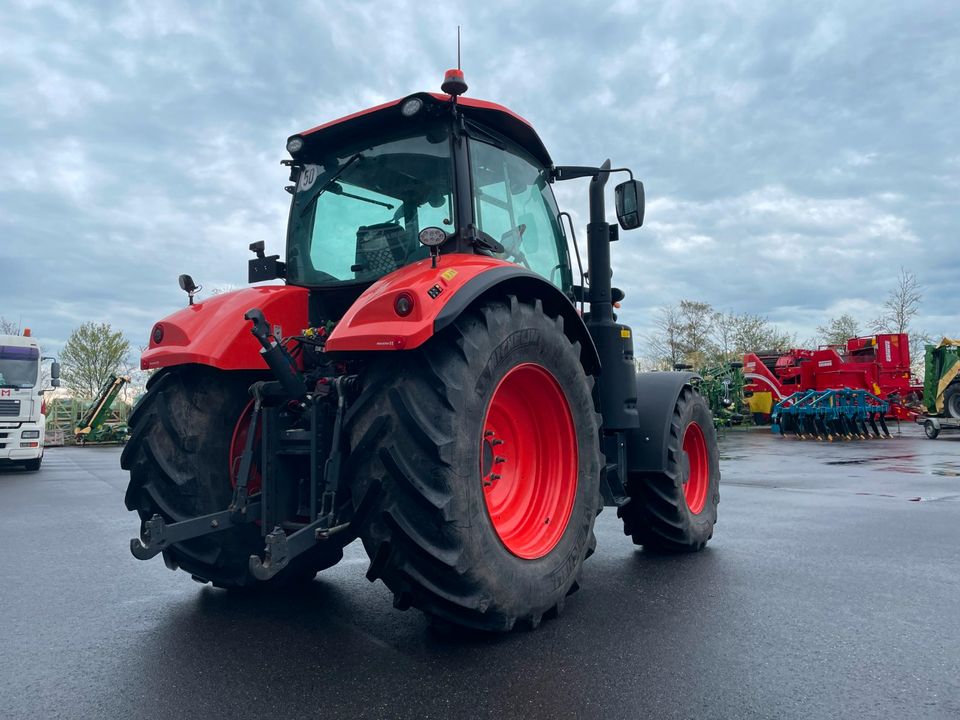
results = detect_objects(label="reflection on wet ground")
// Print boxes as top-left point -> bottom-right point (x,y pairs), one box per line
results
932,462 -> 960,477
719,424 -> 960,502
2,434 -> 959,719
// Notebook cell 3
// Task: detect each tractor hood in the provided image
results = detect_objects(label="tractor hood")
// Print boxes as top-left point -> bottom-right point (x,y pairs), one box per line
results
141,286 -> 309,371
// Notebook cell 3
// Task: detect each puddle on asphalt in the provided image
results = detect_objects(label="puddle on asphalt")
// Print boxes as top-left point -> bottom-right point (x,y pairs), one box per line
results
931,463 -> 960,477
824,455 -> 960,477
825,454 -> 918,466
878,465 -> 922,475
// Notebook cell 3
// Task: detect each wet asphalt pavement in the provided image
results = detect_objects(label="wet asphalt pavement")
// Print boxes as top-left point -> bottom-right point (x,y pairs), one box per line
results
1,425 -> 958,720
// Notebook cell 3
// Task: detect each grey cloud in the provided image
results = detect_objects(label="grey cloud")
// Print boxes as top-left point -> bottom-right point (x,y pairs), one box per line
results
0,0 -> 957,361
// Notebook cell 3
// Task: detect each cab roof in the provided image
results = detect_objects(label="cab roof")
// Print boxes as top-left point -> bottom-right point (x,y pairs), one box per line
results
292,93 -> 553,168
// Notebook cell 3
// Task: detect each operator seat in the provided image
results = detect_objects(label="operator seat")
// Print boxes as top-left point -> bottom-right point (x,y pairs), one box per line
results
354,222 -> 410,280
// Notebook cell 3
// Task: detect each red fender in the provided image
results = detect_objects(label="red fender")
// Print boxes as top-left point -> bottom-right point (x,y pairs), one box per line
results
325,254 -> 514,352
141,286 -> 309,371
142,255 -> 595,370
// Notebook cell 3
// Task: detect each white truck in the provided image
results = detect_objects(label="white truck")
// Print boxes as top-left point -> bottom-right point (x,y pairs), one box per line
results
0,332 -> 59,471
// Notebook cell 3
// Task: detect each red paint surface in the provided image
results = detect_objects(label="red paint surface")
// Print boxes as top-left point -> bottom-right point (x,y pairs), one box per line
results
324,254 -> 513,352
682,421 -> 708,514
298,94 -> 533,137
743,333 -> 922,419
141,286 -> 309,371
481,363 -> 578,560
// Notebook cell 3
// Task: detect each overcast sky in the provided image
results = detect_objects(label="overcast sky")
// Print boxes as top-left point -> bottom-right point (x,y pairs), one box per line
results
1,0 -> 957,362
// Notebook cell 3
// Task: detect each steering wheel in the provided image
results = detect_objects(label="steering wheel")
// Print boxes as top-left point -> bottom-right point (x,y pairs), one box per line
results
498,224 -> 531,269
476,230 -> 505,255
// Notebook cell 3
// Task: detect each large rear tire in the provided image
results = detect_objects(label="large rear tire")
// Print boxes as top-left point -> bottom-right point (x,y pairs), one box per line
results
618,387 -> 720,552
944,384 -> 960,419
121,365 -> 342,588
345,296 -> 601,631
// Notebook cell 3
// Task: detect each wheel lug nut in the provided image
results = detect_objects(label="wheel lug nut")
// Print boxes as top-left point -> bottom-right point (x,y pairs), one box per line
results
484,430 -> 494,438
490,474 -> 501,481
491,439 -> 504,446
494,456 -> 506,464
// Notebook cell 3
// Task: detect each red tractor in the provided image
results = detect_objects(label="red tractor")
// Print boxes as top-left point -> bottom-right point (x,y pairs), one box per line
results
122,70 -> 720,631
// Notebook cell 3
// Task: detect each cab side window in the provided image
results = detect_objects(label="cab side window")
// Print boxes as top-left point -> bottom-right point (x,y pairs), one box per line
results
470,140 -> 570,289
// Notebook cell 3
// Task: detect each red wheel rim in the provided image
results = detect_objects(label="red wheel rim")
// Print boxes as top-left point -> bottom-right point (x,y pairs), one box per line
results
229,400 -> 262,495
480,363 -> 578,560
682,421 -> 709,514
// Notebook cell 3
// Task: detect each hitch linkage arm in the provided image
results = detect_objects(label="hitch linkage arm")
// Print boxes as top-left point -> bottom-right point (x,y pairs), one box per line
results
130,393 -> 266,562
248,375 -> 355,581
130,501 -> 263,560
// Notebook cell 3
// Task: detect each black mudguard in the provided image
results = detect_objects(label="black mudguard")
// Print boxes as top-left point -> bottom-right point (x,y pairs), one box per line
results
626,371 -> 701,474
434,266 -> 600,374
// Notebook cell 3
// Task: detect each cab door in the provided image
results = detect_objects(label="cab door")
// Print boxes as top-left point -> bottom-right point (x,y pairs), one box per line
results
469,139 -> 573,291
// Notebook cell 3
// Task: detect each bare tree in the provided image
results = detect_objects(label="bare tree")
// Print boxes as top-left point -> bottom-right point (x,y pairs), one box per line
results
678,300 -> 713,367
0,316 -> 19,334
650,302 -> 795,369
817,314 -> 861,347
734,313 -> 794,354
872,267 -> 922,334
648,304 -> 684,369
707,310 -> 794,364
710,310 -> 737,363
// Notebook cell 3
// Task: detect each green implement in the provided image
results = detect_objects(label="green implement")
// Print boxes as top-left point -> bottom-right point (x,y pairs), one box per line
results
698,362 -> 746,428
75,374 -> 130,444
923,339 -> 960,418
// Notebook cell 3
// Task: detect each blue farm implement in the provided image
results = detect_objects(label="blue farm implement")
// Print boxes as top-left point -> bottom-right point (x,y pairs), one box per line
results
743,333 -> 921,422
772,389 -> 892,441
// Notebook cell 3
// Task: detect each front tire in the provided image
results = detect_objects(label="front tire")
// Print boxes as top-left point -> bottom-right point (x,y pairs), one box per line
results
345,296 -> 601,631
121,365 -> 342,588
24,454 -> 42,471
618,387 -> 720,552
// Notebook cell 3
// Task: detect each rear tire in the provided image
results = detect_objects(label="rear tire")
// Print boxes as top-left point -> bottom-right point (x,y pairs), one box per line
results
121,365 -> 342,588
618,387 -> 720,552
924,420 -> 940,439
944,384 -> 960,419
345,296 -> 601,631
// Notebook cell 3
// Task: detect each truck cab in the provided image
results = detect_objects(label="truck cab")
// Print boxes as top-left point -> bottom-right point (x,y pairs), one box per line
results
0,333 -> 58,471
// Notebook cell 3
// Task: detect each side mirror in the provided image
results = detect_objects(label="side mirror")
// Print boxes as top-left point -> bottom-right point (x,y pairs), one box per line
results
614,179 -> 645,230
51,361 -> 61,388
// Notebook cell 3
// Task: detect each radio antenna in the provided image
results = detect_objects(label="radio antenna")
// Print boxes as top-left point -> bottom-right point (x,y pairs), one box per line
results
441,26 -> 468,100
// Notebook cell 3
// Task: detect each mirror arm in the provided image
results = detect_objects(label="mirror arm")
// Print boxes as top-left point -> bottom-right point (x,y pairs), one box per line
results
552,165 -> 633,182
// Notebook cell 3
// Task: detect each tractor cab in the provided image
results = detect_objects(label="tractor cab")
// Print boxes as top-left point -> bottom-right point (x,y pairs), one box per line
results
273,92 -> 573,296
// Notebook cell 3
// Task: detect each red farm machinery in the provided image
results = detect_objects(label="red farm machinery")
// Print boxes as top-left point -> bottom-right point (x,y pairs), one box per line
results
743,333 -> 922,439
122,70 -> 721,632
